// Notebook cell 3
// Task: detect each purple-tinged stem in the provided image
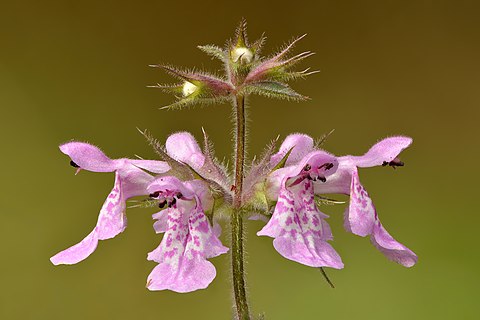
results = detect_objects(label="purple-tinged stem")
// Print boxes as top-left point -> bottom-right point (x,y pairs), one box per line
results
231,94 -> 250,320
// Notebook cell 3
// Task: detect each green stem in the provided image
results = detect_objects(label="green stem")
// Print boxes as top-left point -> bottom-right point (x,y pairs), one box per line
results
231,94 -> 250,320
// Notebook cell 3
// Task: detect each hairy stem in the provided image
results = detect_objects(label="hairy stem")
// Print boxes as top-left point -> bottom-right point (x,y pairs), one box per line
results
231,94 -> 250,320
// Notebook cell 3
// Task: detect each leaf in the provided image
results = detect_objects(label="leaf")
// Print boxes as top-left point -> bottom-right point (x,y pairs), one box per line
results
197,44 -> 225,61
150,64 -> 232,96
147,82 -> 184,95
160,96 -> 230,111
246,81 -> 308,101
269,34 -> 307,62
270,68 -> 320,82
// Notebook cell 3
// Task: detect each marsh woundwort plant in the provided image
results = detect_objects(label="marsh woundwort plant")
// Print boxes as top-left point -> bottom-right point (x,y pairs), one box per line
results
51,21 -> 417,320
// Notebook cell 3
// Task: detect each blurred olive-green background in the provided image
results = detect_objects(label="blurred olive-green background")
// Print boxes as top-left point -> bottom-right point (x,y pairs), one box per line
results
1,0 -> 479,319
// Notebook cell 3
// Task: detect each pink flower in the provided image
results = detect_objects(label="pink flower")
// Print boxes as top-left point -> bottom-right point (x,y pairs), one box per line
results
263,134 -> 417,268
50,142 -> 169,265
146,176 -> 228,292
258,138 -> 344,269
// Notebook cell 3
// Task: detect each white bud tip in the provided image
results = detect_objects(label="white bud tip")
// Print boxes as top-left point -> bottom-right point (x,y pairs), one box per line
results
182,81 -> 198,97
232,47 -> 253,64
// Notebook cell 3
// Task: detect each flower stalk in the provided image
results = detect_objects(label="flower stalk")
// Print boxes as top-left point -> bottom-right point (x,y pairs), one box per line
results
231,94 -> 250,319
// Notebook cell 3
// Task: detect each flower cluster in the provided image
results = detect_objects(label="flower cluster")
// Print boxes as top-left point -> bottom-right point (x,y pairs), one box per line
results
51,23 -> 417,319
51,131 -> 417,292
149,20 -> 314,110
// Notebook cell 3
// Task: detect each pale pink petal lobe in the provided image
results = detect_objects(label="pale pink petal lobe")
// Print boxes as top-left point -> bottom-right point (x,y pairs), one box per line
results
147,258 -> 216,293
129,159 -> 170,174
352,136 -> 413,168
270,134 -> 314,167
147,179 -> 228,292
258,179 -> 343,269
165,132 -> 205,169
60,142 -> 116,172
50,229 -> 99,265
371,222 -> 418,267
152,211 -> 168,234
344,169 -> 376,237
96,172 -> 127,240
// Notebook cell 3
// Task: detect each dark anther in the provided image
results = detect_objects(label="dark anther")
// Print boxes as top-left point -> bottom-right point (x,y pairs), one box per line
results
70,160 -> 80,168
303,164 -> 311,171
383,158 -> 404,169
170,198 -> 177,207
158,200 -> 167,208
318,175 -> 326,183
176,192 -> 183,199
149,191 -> 160,198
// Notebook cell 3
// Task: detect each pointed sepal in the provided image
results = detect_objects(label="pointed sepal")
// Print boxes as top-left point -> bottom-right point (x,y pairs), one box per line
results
149,64 -> 234,109
244,81 -> 308,101
197,44 -> 225,61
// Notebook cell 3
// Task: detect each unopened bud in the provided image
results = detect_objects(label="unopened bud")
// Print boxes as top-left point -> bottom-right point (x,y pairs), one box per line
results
232,47 -> 253,64
182,81 -> 198,97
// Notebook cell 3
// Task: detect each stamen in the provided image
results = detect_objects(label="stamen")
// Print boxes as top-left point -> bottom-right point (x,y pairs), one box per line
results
158,200 -> 167,208
303,164 -> 311,171
149,191 -> 160,198
317,175 -> 326,183
317,162 -> 334,173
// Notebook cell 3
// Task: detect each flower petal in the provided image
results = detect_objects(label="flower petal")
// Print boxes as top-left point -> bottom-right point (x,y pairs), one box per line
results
344,169 -> 376,237
289,151 -> 338,179
147,257 -> 216,293
272,236 -> 343,269
96,172 -> 127,240
50,172 -> 127,265
117,163 -> 157,198
152,210 -> 168,234
258,179 -> 343,269
266,150 -> 339,201
371,222 -> 418,267
129,159 -> 170,174
185,180 -> 214,211
147,200 -> 228,292
50,229 -> 99,265
165,132 -> 205,170
147,176 -> 195,200
350,136 -> 413,168
313,157 -> 355,195
270,133 -> 314,167
60,142 -> 116,172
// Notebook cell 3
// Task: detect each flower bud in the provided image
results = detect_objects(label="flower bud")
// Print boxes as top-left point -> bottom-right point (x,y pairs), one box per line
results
231,47 -> 253,64
182,81 -> 198,97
